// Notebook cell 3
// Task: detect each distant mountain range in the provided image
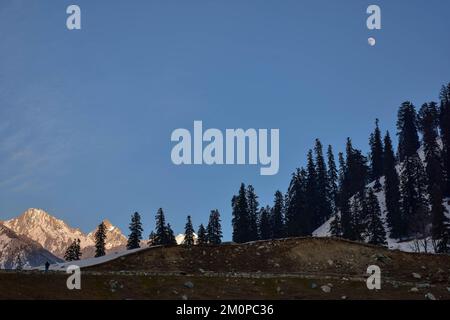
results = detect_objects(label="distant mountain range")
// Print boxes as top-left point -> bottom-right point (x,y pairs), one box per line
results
0,208 -> 200,269
0,224 -> 62,269
0,208 -> 128,269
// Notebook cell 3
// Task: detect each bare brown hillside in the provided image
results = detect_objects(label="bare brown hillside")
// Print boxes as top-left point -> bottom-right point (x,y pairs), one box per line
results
1,237 -> 450,300
86,237 -> 450,283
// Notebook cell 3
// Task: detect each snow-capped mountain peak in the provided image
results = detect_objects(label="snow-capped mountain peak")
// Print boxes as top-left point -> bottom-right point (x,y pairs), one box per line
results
3,209 -> 127,259
0,223 -> 62,269
175,233 -> 199,245
87,219 -> 127,251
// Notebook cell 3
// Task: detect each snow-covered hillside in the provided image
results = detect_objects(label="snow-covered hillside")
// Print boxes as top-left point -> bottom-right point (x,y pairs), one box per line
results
313,145 -> 450,254
33,246 -> 153,271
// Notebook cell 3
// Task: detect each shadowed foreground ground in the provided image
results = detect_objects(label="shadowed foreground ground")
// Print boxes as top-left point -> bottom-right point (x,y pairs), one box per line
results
1,238 -> 450,300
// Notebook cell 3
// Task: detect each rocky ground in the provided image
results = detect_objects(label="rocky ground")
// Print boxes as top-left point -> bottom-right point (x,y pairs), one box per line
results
1,237 -> 450,300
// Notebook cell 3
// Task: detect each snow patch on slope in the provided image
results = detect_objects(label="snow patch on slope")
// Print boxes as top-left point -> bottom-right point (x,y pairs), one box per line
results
33,245 -> 153,271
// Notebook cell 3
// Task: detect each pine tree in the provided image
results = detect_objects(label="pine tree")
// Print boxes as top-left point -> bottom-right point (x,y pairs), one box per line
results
183,215 -> 195,246
348,191 -> 365,241
314,139 -> 332,224
327,145 -> 338,213
395,99 -> 430,239
383,131 -> 403,238
94,222 -> 107,257
329,212 -> 343,237
397,101 -> 420,162
338,152 -> 346,191
148,231 -> 156,246
166,223 -> 177,245
258,206 -> 272,240
439,83 -> 450,197
336,151 -> 346,210
285,168 -> 308,236
64,242 -> 74,261
400,154 -> 429,238
340,138 -> 369,240
207,209 -> 222,244
232,183 -> 251,243
332,150 -> 348,238
436,226 -> 450,253
64,239 -> 82,261
153,208 -> 168,245
418,102 -> 449,240
271,190 -> 285,239
246,185 -> 260,241
369,119 -> 384,190
127,212 -> 143,250
197,224 -> 207,245
305,150 -> 319,233
74,238 -> 81,260
365,189 -> 387,246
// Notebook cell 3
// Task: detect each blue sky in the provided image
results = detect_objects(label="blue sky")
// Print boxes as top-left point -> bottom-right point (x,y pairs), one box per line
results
1,0 -> 449,239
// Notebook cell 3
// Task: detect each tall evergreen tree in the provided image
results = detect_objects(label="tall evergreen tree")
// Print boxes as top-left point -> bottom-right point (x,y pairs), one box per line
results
207,209 -> 223,244
64,239 -> 82,261
327,145 -> 338,213
285,168 -> 308,236
305,150 -> 319,233
148,231 -> 156,246
166,223 -> 177,245
271,190 -> 285,239
64,241 -> 74,261
232,183 -> 251,243
94,222 -> 107,257
348,191 -> 365,241
153,208 -> 168,245
183,215 -> 195,246
73,238 -> 82,260
314,139 -> 332,224
336,152 -> 346,209
439,83 -> 450,197
340,138 -> 369,240
127,212 -> 143,250
258,206 -> 272,240
399,154 -> 429,238
365,189 -> 387,246
329,212 -> 343,237
397,101 -> 420,161
337,152 -> 346,194
418,102 -> 449,239
340,143 -> 353,240
396,100 -> 430,238
197,224 -> 207,245
383,131 -> 403,238
436,227 -> 450,253
369,119 -> 384,190
246,185 -> 260,241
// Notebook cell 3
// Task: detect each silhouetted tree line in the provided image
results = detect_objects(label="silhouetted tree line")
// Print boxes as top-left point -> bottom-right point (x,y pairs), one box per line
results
232,83 -> 450,253
64,207 -> 224,261
150,208 -> 222,246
